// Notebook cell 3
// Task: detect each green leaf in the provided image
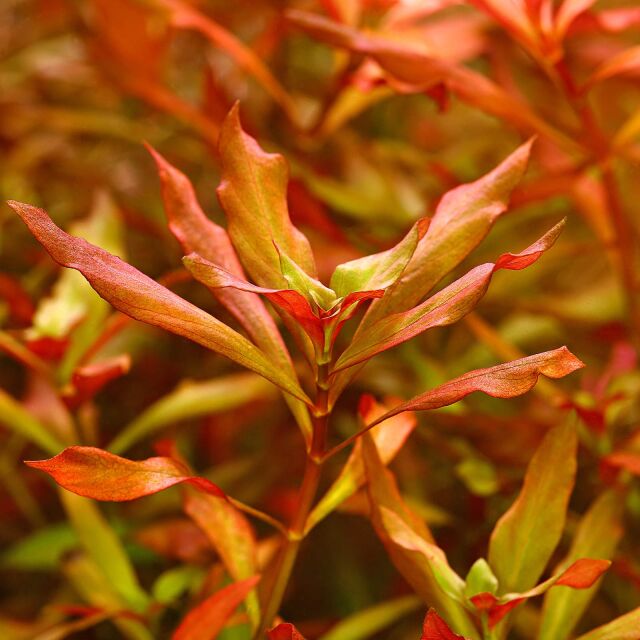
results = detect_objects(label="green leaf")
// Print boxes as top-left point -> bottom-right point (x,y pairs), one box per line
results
464,559 -> 498,598
0,388 -> 63,454
488,419 -> 578,594
318,595 -> 421,640
217,104 -> 316,287
1,522 -> 77,571
279,249 -> 337,310
59,490 -> 150,613
152,565 -> 205,604
576,608 -> 640,640
109,373 -> 277,454
62,551 -> 152,640
539,490 -> 624,640
329,218 -> 429,298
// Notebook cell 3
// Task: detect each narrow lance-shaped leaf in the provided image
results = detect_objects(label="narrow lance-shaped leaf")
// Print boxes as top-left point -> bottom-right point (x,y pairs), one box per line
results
586,45 -> 640,87
539,490 -> 624,640
61,550 -> 152,640
421,608 -> 470,640
334,221 -> 565,373
366,348 -> 584,428
0,388 -> 64,455
152,0 -> 297,120
183,490 -> 260,627
287,12 -> 576,150
8,201 -> 310,405
319,595 -> 422,640
147,145 -> 313,443
26,447 -> 225,501
59,490 -> 151,615
329,218 -> 430,298
109,373 -> 277,455
488,419 -> 578,594
470,558 -> 610,628
576,607 -> 640,640
362,433 -> 480,639
183,254 -> 324,346
172,575 -> 260,640
217,104 -> 316,287
329,139 -> 534,406
147,145 -> 290,354
306,396 -> 417,533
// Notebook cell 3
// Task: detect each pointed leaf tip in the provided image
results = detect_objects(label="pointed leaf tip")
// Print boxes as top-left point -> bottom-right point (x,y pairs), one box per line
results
268,623 -> 307,639
421,609 -> 469,640
25,446 -> 225,501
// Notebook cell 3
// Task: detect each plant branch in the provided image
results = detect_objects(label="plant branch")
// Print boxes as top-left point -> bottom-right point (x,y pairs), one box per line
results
253,364 -> 330,637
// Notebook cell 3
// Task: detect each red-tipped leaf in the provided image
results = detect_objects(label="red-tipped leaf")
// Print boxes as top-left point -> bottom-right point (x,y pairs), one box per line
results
367,348 -> 584,426
470,559 -> 611,628
8,201 -> 310,405
334,221 -> 564,372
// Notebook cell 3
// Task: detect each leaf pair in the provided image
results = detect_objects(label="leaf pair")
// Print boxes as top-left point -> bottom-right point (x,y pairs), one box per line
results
332,220 -> 566,373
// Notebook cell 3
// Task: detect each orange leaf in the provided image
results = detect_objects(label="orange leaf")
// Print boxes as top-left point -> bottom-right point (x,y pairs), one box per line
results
25,446 -> 225,501
172,575 -> 260,640
368,348 -> 584,425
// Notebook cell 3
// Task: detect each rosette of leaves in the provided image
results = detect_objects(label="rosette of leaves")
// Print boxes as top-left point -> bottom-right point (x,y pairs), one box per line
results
10,104 -> 587,638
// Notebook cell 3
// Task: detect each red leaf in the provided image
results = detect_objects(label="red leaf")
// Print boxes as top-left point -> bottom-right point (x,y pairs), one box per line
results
8,201 -> 310,404
25,446 -> 225,501
155,0 -> 296,120
368,347 -> 584,426
183,255 -> 324,346
65,354 -> 131,408
172,575 -> 260,640
268,622 -> 307,640
421,609 -> 469,640
600,452 -> 640,478
287,12 -> 575,150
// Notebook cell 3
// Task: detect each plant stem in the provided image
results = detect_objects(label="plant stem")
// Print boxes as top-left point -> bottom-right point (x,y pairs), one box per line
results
551,60 -> 639,341
254,365 -> 330,638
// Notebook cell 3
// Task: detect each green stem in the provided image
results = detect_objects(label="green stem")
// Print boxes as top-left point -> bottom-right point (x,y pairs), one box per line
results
253,365 -> 330,637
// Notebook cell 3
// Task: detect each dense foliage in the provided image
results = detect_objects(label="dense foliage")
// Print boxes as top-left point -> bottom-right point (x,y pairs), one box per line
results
1,1 -> 639,639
